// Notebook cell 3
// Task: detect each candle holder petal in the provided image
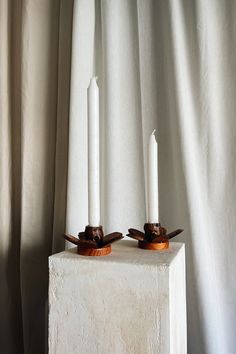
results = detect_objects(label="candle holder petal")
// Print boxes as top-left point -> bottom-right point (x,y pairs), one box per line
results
64,234 -> 80,245
102,232 -> 123,246
127,229 -> 145,241
77,240 -> 98,248
166,229 -> 184,239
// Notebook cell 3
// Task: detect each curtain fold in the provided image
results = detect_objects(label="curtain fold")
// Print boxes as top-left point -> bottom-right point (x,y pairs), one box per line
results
67,1 -> 236,354
1,0 -> 236,353
0,0 -> 73,353
0,1 -> 24,352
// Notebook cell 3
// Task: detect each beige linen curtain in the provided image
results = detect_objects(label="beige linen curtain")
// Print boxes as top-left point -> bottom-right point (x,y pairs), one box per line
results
0,0 -> 73,353
1,0 -> 236,353
67,1 -> 236,354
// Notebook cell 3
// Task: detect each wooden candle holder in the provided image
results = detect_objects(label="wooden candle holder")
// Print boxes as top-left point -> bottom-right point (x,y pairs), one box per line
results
64,225 -> 123,256
127,223 -> 183,250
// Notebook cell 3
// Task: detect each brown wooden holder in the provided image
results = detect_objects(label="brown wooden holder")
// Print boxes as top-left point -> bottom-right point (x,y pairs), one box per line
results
76,244 -> 111,256
64,225 -> 123,256
138,240 -> 169,250
127,223 -> 183,251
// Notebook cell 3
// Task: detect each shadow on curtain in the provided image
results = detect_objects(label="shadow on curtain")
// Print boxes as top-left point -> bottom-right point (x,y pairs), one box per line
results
0,0 -> 73,353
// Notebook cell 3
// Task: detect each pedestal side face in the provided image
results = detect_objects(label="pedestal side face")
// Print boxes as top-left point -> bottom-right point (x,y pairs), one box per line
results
49,241 -> 185,354
169,245 -> 187,354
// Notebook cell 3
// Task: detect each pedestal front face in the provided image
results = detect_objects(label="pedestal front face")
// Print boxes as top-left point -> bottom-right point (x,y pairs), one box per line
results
49,241 -> 186,354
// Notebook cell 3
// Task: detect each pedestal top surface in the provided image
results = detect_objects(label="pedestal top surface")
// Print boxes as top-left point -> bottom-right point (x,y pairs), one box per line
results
50,240 -> 184,268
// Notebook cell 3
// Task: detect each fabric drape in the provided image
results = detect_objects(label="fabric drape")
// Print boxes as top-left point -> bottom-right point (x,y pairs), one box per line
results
67,1 -> 236,354
1,0 -> 236,353
0,0 -> 73,353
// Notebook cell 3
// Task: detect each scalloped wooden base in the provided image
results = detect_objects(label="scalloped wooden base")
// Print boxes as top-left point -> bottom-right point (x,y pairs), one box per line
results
138,240 -> 169,250
77,244 -> 111,256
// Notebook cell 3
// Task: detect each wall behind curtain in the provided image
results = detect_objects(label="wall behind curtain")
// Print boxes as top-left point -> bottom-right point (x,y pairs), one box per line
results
0,0 -> 73,353
67,1 -> 236,354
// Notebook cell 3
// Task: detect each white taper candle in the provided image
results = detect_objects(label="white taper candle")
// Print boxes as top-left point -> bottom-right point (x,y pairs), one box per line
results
87,77 -> 100,226
147,130 -> 159,223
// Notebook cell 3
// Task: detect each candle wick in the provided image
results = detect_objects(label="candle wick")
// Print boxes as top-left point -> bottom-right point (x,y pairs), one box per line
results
152,129 -> 156,136
89,76 -> 98,87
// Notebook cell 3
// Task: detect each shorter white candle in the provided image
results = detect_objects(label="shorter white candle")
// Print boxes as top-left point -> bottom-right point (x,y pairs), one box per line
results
87,77 -> 100,226
147,130 -> 159,223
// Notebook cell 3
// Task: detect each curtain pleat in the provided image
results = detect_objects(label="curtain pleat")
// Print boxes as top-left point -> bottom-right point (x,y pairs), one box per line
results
0,1 -> 24,352
67,1 -> 236,353
0,0 -> 73,353
1,0 -> 236,352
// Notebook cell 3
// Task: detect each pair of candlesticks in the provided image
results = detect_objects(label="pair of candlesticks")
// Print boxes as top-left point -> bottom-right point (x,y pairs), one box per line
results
64,222 -> 183,256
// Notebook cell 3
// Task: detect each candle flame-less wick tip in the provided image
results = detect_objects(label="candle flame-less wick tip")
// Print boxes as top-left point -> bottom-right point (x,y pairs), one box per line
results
88,76 -> 99,88
152,129 -> 156,135
89,76 -> 98,82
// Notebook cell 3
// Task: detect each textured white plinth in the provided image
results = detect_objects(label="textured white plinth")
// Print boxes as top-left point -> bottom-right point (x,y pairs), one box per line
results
49,241 -> 186,354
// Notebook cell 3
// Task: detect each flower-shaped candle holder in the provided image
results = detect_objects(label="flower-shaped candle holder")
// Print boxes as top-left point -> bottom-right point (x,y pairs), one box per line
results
64,225 -> 123,256
127,223 -> 183,250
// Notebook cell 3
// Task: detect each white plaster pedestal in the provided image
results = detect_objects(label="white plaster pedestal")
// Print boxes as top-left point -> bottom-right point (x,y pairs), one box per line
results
49,241 -> 186,354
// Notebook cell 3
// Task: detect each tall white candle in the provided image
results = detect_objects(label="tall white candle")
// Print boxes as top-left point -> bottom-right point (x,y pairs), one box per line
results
87,77 -> 100,226
147,130 -> 159,223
